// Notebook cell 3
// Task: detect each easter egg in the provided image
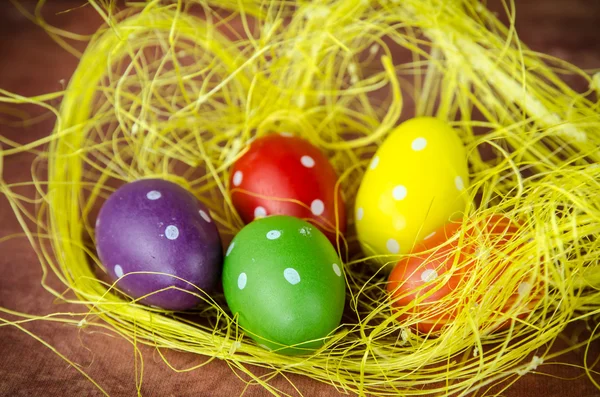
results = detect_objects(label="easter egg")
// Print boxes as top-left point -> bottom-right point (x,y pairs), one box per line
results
95,179 -> 223,310
229,134 -> 346,243
388,214 -> 534,334
222,215 -> 346,355
355,117 -> 469,268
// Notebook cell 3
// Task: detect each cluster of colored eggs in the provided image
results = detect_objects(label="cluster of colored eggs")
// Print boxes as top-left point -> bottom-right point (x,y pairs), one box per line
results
95,116 -> 528,353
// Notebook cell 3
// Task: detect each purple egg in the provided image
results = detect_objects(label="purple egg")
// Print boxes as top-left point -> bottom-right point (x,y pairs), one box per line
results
95,179 -> 223,310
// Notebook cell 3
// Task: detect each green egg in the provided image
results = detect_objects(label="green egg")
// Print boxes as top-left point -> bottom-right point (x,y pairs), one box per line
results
222,215 -> 346,355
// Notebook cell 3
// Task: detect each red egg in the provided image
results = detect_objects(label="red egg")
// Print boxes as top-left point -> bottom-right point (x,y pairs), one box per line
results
229,134 -> 346,243
388,214 -> 535,334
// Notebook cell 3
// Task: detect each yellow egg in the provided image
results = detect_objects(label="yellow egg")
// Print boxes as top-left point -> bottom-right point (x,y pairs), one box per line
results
355,117 -> 469,268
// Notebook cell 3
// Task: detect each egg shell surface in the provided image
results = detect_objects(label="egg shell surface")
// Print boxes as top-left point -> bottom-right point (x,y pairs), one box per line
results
95,179 -> 223,310
229,134 -> 346,244
355,117 -> 470,266
222,215 -> 346,355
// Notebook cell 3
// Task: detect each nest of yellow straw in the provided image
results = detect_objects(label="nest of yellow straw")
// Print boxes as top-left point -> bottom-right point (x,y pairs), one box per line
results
1,0 -> 600,395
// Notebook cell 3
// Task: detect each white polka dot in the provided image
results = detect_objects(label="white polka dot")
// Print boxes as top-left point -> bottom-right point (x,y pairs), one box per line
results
254,206 -> 267,219
284,268 -> 301,285
421,269 -> 438,282
518,282 -> 532,297
392,215 -> 406,231
226,242 -> 235,256
370,156 -> 379,170
392,185 -> 407,201
424,232 -> 436,240
299,226 -> 312,236
386,238 -> 400,254
455,176 -> 465,191
165,225 -> 179,240
356,207 -> 364,221
280,131 -> 293,137
267,230 -> 282,240
233,171 -> 243,186
311,199 -> 325,216
411,137 -> 427,151
146,190 -> 161,200
199,210 -> 211,223
95,218 -> 100,228
300,155 -> 315,168
238,273 -> 247,290
114,264 -> 124,278
332,263 -> 342,277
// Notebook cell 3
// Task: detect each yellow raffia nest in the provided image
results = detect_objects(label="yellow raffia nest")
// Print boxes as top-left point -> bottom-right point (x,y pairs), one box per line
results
1,0 -> 600,395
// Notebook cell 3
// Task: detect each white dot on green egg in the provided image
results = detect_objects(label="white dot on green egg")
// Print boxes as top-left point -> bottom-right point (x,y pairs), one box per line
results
146,190 -> 161,200
300,155 -> 315,168
199,210 -> 211,223
254,206 -> 267,219
411,137 -> 427,151
392,185 -> 407,201
226,242 -> 235,256
233,171 -> 243,186
356,207 -> 364,221
455,176 -> 465,191
370,156 -> 379,170
421,269 -> 438,282
311,199 -> 325,216
518,282 -> 532,297
386,238 -> 400,254
332,263 -> 342,277
284,268 -> 301,285
165,225 -> 179,240
114,264 -> 124,278
238,272 -> 247,290
266,230 -> 282,240
424,232 -> 436,240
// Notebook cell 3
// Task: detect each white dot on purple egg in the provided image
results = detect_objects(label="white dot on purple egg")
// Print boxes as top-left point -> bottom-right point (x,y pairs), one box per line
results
199,210 -> 211,223
165,225 -> 179,240
114,264 -> 124,278
146,190 -> 161,200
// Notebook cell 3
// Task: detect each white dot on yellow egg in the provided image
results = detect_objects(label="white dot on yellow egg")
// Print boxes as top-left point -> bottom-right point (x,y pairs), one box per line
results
455,176 -> 465,191
356,207 -> 364,221
386,238 -> 400,254
421,269 -> 438,282
370,156 -> 379,170
411,137 -> 427,151
392,185 -> 407,201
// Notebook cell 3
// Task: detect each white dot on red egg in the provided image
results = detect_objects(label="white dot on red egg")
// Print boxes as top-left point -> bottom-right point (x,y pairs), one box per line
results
233,171 -> 243,186
199,210 -> 211,223
266,230 -> 282,240
411,137 -> 427,151
455,176 -> 465,191
332,263 -> 342,277
300,155 -> 315,168
370,156 -> 379,170
114,264 -> 124,278
420,269 -> 438,282
386,238 -> 400,254
356,207 -> 364,221
165,225 -> 179,240
518,282 -> 532,297
284,268 -> 301,285
238,272 -> 247,290
254,206 -> 267,219
392,185 -> 407,201
226,241 -> 235,256
424,231 -> 436,240
311,199 -> 325,216
146,190 -> 161,200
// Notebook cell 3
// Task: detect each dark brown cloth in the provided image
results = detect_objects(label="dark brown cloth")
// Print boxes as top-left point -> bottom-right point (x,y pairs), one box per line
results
1,1 -> 599,396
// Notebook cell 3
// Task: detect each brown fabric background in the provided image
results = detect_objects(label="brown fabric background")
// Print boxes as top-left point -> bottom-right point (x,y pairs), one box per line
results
1,1 -> 599,396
